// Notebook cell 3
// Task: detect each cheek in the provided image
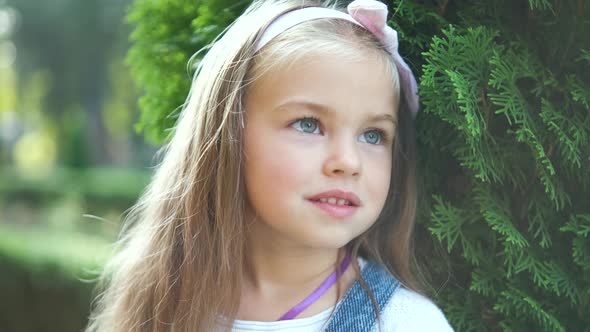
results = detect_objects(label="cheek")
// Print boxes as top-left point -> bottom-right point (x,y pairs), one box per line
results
243,126 -> 313,202
365,152 -> 392,206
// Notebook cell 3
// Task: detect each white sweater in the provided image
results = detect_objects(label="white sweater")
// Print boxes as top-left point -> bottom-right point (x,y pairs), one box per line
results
231,259 -> 453,331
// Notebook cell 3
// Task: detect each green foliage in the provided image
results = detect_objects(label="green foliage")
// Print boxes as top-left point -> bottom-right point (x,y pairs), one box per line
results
0,167 -> 150,203
126,0 -> 249,143
418,1 -> 590,330
126,0 -> 590,330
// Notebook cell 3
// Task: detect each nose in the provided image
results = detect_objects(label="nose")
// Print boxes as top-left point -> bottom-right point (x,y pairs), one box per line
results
322,135 -> 361,177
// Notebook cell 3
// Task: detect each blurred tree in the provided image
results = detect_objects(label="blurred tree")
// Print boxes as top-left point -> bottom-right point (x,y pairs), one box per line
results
0,3 -> 18,164
7,0 -> 135,167
12,70 -> 58,176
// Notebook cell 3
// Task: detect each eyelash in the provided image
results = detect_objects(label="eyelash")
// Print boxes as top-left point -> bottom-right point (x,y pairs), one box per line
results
290,116 -> 390,145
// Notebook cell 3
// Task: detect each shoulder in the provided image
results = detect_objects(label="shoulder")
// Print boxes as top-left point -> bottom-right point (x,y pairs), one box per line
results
376,287 -> 454,332
356,258 -> 453,331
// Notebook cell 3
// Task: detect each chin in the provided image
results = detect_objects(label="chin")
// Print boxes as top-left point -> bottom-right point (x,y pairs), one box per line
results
301,232 -> 356,250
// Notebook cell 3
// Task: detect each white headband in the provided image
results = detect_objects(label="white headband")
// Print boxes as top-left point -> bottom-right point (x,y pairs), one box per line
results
254,0 -> 419,117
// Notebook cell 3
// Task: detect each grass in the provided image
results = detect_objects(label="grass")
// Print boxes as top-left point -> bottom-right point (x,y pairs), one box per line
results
0,224 -> 113,280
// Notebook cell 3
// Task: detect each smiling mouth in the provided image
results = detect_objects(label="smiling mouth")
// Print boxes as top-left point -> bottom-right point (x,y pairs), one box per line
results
309,197 -> 354,206
306,189 -> 361,207
306,199 -> 359,219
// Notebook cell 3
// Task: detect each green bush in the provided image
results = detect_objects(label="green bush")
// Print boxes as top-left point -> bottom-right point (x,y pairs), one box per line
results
0,167 -> 151,207
126,0 -> 248,143
126,0 -> 589,330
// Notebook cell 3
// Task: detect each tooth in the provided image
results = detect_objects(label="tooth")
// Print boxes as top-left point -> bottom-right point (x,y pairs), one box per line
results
327,198 -> 337,204
320,198 -> 327,203
337,199 -> 347,205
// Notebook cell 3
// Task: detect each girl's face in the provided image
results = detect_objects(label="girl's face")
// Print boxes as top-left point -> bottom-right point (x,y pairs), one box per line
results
243,51 -> 397,250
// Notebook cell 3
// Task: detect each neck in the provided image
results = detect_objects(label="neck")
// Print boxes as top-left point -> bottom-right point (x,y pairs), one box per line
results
237,215 -> 358,321
243,221 -> 344,292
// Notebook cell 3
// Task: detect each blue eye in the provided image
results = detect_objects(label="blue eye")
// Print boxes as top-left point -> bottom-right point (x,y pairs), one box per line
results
292,117 -> 320,134
359,130 -> 383,145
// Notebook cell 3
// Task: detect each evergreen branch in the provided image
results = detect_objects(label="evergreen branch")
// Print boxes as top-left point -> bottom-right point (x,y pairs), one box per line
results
389,0 -> 446,59
488,48 -> 526,126
421,26 -> 513,184
470,267 -> 500,297
539,98 -> 584,170
560,214 -> 590,237
539,260 -> 580,304
528,0 -> 553,11
566,75 -> 590,111
454,139 -> 505,184
460,235 -> 487,267
429,195 -> 466,252
473,184 -> 529,249
495,287 -> 565,332
526,201 -> 553,248
488,46 -> 575,210
571,238 -> 590,270
441,290 -> 492,332
429,194 -> 486,266
445,70 -> 484,139
578,49 -> 590,64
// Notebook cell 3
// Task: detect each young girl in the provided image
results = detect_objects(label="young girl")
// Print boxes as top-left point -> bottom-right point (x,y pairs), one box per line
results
86,0 -> 453,331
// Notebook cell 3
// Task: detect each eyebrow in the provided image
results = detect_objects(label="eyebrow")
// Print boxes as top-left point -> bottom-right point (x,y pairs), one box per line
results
275,100 -> 397,125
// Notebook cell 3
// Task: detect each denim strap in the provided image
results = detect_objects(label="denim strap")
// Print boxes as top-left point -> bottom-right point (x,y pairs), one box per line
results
324,261 -> 400,331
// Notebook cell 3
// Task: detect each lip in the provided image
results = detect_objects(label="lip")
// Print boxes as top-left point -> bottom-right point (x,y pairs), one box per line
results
306,189 -> 361,219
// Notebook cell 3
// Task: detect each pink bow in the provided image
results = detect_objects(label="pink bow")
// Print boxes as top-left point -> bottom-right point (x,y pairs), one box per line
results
347,0 -> 419,116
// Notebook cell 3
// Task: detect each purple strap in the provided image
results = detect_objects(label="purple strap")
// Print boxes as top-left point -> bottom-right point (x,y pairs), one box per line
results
278,254 -> 352,320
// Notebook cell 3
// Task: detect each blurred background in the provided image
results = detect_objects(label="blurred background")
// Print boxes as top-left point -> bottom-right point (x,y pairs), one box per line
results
0,0 -> 155,330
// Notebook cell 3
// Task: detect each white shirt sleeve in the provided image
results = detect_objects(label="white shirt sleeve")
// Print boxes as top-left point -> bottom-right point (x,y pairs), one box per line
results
373,287 -> 454,332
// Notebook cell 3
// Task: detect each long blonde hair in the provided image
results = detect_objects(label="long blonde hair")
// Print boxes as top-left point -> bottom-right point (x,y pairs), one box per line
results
86,1 -> 424,331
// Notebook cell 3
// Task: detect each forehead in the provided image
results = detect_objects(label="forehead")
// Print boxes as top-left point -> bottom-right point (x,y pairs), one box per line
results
245,51 -> 398,118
